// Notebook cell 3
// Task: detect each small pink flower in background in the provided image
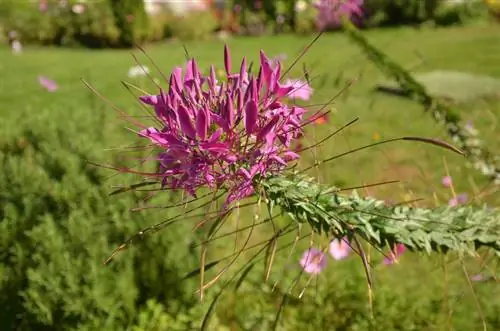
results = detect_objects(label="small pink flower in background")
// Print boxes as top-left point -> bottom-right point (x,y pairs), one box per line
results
383,243 -> 406,265
39,0 -> 48,12
449,193 -> 468,207
126,15 -> 134,23
441,175 -> 453,188
470,274 -> 484,282
300,248 -> 327,274
314,0 -> 365,30
329,237 -> 351,260
38,76 -> 58,92
283,79 -> 313,100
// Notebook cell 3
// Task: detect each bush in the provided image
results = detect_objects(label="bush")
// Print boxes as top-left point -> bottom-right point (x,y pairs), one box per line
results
434,1 -> 491,26
165,10 -> 217,41
109,0 -> 150,47
363,0 -> 444,26
295,5 -> 318,34
0,0 -> 121,47
0,107 -> 203,330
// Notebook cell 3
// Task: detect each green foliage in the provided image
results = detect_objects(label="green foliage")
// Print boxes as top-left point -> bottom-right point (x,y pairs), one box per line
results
294,5 -> 317,34
434,1 -> 491,26
364,0 -> 444,26
0,0 -> 121,47
165,11 -> 218,41
261,173 -> 500,256
109,0 -> 150,48
0,107 -> 202,330
217,257 -> 500,330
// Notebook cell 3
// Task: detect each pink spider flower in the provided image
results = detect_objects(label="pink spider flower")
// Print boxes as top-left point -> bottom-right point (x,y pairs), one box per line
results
137,45 -> 305,207
314,0 -> 364,30
300,248 -> 327,274
329,237 -> 351,260
283,79 -> 313,101
383,243 -> 406,265
38,76 -> 58,92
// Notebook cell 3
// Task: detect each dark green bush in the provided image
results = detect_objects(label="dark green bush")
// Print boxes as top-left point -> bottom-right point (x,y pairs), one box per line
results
109,0 -> 150,47
165,11 -> 218,41
0,0 -> 121,47
0,106 -> 204,330
364,0 -> 444,26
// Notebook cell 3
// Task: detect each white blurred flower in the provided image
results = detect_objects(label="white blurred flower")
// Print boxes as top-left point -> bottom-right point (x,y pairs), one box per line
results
128,65 -> 150,78
295,0 -> 307,12
12,40 -> 23,54
72,3 -> 85,14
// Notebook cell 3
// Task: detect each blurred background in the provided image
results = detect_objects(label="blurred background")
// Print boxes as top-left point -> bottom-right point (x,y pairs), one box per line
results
1,1 -> 500,330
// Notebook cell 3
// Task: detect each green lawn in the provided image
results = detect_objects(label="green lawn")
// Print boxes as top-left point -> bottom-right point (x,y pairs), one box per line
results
1,24 -> 500,330
2,24 -> 499,204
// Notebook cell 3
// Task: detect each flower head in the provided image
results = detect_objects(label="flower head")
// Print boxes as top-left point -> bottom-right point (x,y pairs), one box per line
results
38,76 -> 58,92
383,243 -> 406,265
329,237 -> 351,260
300,248 -> 327,274
137,45 -> 304,207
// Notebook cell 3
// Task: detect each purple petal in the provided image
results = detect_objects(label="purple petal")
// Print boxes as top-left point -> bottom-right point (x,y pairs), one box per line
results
177,105 -> 196,140
256,117 -> 279,143
196,108 -> 208,140
139,94 -> 159,106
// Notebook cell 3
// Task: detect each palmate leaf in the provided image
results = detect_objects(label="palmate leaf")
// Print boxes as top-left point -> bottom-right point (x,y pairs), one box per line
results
261,173 -> 500,257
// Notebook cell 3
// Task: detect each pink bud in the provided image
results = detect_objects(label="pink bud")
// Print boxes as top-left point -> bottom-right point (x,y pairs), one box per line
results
224,44 -> 231,76
244,100 -> 258,135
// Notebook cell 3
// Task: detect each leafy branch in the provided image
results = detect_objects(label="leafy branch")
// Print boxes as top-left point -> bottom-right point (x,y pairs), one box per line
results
261,173 -> 500,257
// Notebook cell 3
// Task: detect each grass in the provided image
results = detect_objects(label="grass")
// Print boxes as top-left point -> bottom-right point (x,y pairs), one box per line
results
2,24 -> 499,204
2,24 -> 500,329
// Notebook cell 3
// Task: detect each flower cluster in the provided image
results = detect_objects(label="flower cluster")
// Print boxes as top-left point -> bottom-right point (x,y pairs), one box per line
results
138,46 -> 305,206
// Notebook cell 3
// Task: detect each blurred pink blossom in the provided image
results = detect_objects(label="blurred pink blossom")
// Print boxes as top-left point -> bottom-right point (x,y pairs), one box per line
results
441,175 -> 453,188
383,243 -> 406,265
38,76 -> 58,92
300,248 -> 327,274
283,79 -> 313,100
449,193 -> 468,207
329,237 -> 351,260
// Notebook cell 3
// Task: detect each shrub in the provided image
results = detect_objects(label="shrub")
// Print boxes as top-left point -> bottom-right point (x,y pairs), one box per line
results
363,0 -> 444,26
0,107 -> 202,330
0,0 -> 121,47
109,0 -> 150,47
165,10 -> 217,40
